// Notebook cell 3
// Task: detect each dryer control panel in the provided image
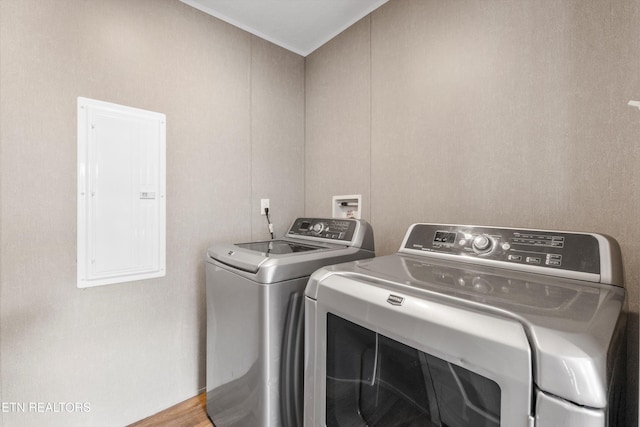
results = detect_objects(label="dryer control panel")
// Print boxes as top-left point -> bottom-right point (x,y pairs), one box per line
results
400,223 -> 623,285
287,218 -> 357,242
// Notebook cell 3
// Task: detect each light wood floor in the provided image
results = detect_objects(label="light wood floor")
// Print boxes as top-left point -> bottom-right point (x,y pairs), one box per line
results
128,393 -> 214,427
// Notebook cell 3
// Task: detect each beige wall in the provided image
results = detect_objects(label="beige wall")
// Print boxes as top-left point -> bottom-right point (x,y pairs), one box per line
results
305,17 -> 371,219
0,0 -> 303,425
3,0 -> 640,424
305,0 -> 640,424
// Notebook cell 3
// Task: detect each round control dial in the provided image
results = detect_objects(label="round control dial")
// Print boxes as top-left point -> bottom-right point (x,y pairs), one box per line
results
311,222 -> 325,234
472,235 -> 493,253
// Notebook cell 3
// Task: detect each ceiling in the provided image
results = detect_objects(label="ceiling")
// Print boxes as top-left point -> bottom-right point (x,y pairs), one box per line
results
179,0 -> 390,56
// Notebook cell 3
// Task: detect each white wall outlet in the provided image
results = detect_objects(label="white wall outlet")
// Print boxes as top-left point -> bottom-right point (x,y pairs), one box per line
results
260,198 -> 270,215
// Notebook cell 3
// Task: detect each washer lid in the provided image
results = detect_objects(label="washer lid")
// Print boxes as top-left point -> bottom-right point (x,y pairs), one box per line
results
235,240 -> 325,255
207,238 -> 376,283
207,239 -> 335,274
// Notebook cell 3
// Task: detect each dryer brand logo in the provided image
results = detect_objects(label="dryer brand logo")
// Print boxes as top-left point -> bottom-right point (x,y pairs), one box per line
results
387,294 -> 405,306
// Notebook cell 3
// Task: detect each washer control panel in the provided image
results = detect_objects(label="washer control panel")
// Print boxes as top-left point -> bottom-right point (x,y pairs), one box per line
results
403,223 -> 602,275
287,218 -> 357,242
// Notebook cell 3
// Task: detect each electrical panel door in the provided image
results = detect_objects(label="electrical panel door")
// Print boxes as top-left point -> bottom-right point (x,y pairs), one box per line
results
77,97 -> 166,288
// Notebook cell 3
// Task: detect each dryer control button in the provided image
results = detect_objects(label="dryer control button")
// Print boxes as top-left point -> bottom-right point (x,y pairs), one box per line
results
472,235 -> 493,253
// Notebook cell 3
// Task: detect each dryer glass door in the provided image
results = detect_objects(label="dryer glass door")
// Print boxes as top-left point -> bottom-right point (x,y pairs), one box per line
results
326,313 -> 500,427
306,273 -> 533,427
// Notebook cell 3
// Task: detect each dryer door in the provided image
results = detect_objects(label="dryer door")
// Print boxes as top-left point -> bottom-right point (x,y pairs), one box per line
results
304,274 -> 533,427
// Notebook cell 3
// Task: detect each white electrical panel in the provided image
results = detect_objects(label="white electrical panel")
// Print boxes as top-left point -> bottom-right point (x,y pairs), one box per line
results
77,97 -> 166,288
332,194 -> 362,219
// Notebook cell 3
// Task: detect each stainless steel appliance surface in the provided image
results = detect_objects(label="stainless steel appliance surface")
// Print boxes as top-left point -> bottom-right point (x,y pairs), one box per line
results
304,223 -> 626,427
206,217 -> 375,427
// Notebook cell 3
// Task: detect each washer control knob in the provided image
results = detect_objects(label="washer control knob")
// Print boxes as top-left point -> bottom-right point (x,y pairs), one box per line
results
472,235 -> 493,253
312,222 -> 325,234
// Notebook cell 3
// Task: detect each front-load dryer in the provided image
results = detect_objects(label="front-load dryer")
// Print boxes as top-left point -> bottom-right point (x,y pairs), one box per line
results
206,217 -> 375,427
304,223 -> 626,427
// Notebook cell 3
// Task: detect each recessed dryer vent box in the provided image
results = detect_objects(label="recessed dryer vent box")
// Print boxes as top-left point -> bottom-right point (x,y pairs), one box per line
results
332,195 -> 362,219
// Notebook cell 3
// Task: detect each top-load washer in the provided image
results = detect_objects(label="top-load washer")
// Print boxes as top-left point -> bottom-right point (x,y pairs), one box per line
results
304,223 -> 626,427
206,217 -> 375,427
